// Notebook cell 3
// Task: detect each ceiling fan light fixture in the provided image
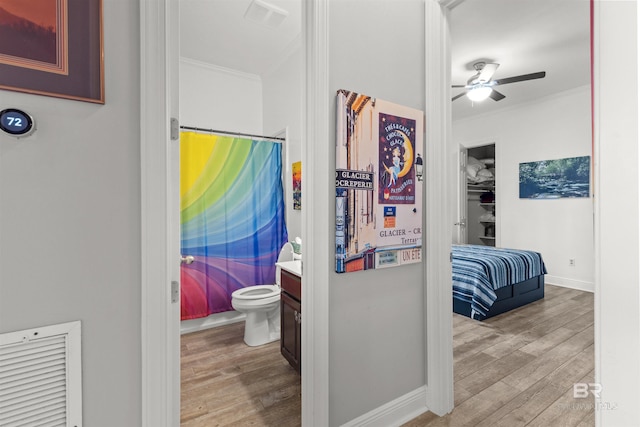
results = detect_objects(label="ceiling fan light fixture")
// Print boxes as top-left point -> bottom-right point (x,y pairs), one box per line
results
466,85 -> 492,102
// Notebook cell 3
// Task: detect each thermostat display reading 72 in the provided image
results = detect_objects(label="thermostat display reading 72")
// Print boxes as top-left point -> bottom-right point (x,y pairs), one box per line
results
0,109 -> 35,137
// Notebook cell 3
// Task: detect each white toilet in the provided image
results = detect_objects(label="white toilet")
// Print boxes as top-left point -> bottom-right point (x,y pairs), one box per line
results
231,242 -> 294,346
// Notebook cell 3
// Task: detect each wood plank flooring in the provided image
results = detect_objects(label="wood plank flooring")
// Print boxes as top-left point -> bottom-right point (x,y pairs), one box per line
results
181,322 -> 301,426
403,284 -> 595,427
181,285 -> 594,427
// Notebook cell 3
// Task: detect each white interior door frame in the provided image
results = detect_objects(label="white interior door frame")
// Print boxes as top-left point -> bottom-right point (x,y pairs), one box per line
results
458,139 -> 500,247
301,1 -> 330,424
424,0 -> 455,415
140,0 -> 180,425
139,0 -> 334,425
456,145 -> 468,244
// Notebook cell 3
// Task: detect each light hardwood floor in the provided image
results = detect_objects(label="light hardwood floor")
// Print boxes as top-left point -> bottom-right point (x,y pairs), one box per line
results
403,284 -> 595,427
181,322 -> 301,426
181,284 -> 594,427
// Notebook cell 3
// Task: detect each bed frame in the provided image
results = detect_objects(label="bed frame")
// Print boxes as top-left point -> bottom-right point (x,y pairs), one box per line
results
453,274 -> 545,321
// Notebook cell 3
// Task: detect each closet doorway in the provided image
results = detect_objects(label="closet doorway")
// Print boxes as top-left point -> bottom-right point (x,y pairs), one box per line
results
459,143 -> 497,247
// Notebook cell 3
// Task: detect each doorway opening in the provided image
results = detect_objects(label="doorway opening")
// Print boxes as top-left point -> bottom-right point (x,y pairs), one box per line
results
448,0 -> 595,423
176,1 -> 304,424
460,143 -> 496,247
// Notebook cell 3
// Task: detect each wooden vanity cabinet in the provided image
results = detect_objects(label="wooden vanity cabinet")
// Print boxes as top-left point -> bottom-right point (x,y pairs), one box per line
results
280,269 -> 301,374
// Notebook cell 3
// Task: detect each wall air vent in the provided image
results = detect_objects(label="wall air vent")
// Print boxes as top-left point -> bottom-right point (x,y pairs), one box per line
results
244,0 -> 289,29
0,321 -> 82,427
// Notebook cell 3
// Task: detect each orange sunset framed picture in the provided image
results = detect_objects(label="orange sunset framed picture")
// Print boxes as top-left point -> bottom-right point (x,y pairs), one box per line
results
0,0 -> 104,103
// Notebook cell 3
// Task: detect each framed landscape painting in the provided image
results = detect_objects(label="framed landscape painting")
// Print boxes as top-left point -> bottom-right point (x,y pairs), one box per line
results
519,155 -> 591,199
0,0 -> 104,103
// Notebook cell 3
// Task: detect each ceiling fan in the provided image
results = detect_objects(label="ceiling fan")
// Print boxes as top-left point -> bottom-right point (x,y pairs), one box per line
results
452,62 -> 546,102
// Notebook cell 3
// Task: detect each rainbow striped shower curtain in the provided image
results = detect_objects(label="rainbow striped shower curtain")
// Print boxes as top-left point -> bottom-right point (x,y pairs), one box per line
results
180,132 -> 288,320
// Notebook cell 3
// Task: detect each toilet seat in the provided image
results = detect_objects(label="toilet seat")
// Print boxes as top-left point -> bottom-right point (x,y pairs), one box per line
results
231,285 -> 280,301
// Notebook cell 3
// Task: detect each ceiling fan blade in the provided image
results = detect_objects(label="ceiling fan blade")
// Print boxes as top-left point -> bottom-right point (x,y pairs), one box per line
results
452,92 -> 467,101
489,89 -> 506,101
477,63 -> 499,83
452,84 -> 467,88
493,71 -> 546,86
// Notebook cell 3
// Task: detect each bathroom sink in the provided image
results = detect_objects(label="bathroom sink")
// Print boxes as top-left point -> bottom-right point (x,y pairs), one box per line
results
276,260 -> 302,277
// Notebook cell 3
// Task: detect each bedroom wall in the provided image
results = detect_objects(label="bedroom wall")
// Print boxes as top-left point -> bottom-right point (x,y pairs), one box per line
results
327,1 -> 426,425
454,86 -> 594,292
0,1 -> 141,426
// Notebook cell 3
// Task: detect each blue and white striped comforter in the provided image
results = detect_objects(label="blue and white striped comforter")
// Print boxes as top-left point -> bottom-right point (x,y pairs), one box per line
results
452,244 -> 547,318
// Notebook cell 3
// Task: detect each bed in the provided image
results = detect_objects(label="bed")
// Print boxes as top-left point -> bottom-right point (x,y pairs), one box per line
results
452,244 -> 547,320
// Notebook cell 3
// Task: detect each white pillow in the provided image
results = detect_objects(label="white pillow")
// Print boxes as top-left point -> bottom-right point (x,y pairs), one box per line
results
477,168 -> 493,178
466,157 -> 483,177
479,158 -> 495,165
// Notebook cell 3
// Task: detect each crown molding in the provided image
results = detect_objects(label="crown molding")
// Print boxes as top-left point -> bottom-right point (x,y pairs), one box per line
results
262,33 -> 302,78
179,57 -> 262,82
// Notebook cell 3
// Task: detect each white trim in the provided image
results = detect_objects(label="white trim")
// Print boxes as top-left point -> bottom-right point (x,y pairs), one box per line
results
591,3 -> 602,425
458,137 -> 497,150
179,57 -> 262,82
545,276 -> 594,293
140,0 -> 180,425
340,386 -> 429,427
262,34 -> 303,78
424,0 -> 455,416
439,0 -> 466,10
180,312 -> 246,335
302,0 -> 330,425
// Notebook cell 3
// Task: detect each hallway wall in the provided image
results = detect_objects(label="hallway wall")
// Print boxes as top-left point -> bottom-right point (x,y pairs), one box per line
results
326,1 -> 426,424
0,1 -> 141,425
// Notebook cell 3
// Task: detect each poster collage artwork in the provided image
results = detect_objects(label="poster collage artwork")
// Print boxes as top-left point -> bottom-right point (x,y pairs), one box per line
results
335,90 -> 424,273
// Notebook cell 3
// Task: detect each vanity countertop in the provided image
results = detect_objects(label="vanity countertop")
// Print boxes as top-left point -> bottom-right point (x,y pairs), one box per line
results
276,260 -> 302,277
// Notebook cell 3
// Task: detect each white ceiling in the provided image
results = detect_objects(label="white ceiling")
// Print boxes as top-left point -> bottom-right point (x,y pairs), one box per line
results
179,0 -> 590,119
450,0 -> 591,120
180,0 -> 301,76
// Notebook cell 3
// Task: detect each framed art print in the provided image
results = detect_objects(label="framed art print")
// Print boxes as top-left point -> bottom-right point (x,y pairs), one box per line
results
335,89 -> 424,274
519,155 -> 590,199
292,161 -> 301,210
0,0 -> 104,103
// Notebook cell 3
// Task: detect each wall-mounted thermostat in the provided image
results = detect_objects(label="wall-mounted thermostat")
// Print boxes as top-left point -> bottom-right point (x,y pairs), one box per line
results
0,108 -> 35,138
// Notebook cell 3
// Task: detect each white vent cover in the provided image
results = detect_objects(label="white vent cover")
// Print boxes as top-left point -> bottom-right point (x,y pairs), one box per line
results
244,0 -> 289,28
0,321 -> 82,427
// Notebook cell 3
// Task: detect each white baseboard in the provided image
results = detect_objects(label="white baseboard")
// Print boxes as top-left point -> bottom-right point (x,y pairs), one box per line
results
546,275 -> 594,293
180,311 -> 246,335
340,386 -> 429,427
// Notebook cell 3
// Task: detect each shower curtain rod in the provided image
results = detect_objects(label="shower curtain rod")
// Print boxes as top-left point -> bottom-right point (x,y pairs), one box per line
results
179,125 -> 285,142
